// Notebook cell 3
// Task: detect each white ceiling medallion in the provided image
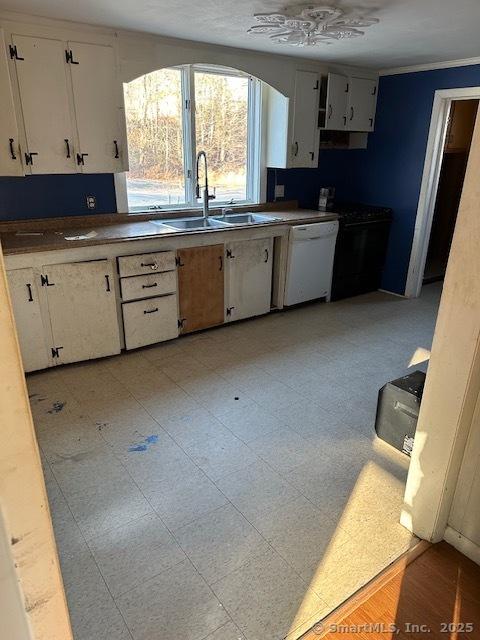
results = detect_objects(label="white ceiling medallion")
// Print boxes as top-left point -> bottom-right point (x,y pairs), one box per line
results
247,4 -> 379,47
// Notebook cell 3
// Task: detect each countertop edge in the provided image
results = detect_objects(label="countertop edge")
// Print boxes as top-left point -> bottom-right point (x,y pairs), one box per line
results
1,210 -> 339,256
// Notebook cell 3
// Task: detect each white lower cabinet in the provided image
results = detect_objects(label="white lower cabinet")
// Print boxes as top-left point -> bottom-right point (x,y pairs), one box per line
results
122,294 -> 178,350
42,259 -> 120,365
7,268 -> 49,372
225,238 -> 273,322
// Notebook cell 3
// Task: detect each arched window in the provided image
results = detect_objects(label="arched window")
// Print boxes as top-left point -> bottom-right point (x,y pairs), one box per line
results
124,64 -> 261,212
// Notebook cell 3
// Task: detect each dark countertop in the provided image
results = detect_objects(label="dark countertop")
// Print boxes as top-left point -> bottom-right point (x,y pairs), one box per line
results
0,207 -> 339,255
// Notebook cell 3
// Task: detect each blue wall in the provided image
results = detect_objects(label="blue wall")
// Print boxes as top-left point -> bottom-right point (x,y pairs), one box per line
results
268,64 -> 480,295
0,173 -> 117,221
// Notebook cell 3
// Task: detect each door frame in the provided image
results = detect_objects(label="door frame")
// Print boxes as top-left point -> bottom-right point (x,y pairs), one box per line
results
405,86 -> 480,298
401,108 -> 480,545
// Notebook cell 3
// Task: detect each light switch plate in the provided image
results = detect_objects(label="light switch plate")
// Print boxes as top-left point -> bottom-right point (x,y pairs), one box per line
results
86,195 -> 96,210
275,184 -> 285,198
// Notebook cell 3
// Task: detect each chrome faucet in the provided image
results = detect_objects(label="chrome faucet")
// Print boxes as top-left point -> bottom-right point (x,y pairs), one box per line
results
196,150 -> 216,220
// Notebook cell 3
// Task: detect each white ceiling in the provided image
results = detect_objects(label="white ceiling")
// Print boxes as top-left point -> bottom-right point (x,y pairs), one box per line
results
2,0 -> 480,70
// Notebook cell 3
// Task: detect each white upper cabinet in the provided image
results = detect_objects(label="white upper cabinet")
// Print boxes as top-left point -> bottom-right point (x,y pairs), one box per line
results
0,30 -> 22,176
5,26 -> 128,175
291,70 -> 320,168
325,72 -> 349,131
346,77 -> 377,132
68,41 -> 127,173
10,34 -> 77,174
321,73 -> 378,132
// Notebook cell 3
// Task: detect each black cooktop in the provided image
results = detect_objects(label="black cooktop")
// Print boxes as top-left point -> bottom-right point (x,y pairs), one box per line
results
333,202 -> 393,225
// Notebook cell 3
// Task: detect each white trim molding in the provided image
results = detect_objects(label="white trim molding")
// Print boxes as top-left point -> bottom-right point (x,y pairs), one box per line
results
444,526 -> 480,566
405,86 -> 480,298
379,56 -> 480,77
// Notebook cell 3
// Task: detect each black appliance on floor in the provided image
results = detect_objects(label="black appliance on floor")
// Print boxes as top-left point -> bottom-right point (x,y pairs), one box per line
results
331,203 -> 393,300
375,370 -> 426,456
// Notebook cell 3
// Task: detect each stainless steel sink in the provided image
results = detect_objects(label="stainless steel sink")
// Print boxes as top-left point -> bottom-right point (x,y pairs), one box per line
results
213,212 -> 279,225
151,217 -> 230,231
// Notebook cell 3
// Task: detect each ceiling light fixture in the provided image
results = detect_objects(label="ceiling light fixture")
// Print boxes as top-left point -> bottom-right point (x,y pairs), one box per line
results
247,4 -> 379,47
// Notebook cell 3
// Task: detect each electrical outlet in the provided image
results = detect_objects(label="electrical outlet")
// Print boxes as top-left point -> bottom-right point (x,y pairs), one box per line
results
275,184 -> 285,198
86,195 -> 96,210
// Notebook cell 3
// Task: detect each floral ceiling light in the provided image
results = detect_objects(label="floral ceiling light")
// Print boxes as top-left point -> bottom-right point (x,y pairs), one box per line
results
247,4 -> 379,47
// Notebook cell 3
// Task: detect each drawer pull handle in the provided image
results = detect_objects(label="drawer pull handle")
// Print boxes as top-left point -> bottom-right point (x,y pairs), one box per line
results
142,282 -> 158,289
141,262 -> 159,270
264,248 -> 269,263
105,274 -> 111,292
9,138 -> 17,160
144,307 -> 158,314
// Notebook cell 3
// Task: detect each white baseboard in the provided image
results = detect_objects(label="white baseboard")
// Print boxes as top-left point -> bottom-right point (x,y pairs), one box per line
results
444,525 -> 480,566
378,288 -> 406,298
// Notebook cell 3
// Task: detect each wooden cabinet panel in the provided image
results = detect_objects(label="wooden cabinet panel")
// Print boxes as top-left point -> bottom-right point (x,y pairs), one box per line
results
42,259 -> 120,365
0,29 -> 23,176
122,294 -> 178,350
69,41 -> 127,173
11,34 -> 77,174
226,238 -> 273,322
177,245 -> 225,333
7,268 -> 49,372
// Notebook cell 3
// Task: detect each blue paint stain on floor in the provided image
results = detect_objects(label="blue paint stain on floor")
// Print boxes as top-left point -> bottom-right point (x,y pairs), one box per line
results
128,435 -> 159,452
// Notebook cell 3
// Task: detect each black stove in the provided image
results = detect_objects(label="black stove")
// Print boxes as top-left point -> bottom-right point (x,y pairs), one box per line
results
331,202 -> 393,300
334,203 -> 393,225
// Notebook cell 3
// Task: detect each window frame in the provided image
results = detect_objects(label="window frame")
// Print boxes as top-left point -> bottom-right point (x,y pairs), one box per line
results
126,63 -> 262,213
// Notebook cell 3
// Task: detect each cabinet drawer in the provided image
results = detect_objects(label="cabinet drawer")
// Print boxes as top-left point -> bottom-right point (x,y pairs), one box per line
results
117,251 -> 176,278
122,294 -> 178,350
120,271 -> 176,302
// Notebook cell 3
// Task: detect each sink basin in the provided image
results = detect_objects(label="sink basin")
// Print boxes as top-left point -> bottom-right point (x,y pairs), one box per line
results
151,217 -> 230,231
213,213 -> 279,225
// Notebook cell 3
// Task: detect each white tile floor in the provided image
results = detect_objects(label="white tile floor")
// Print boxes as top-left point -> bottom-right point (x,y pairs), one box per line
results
31,284 -> 441,640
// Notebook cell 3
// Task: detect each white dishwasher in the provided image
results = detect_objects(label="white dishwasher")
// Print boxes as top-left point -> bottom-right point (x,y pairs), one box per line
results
284,221 -> 339,306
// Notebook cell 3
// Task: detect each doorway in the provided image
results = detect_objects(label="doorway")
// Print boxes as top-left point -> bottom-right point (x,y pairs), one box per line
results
405,87 -> 480,298
423,99 -> 478,284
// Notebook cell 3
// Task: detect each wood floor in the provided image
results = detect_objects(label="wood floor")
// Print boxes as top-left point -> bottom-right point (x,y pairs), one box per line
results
303,542 -> 480,639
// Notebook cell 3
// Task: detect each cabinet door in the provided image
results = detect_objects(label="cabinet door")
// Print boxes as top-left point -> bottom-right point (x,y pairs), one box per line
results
291,70 -> 320,168
11,35 -> 77,174
177,245 -> 224,334
68,42 -> 127,173
226,238 -> 273,322
7,268 -> 49,372
325,72 -> 348,131
0,30 -> 23,176
42,260 -> 120,365
346,77 -> 377,132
